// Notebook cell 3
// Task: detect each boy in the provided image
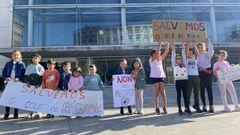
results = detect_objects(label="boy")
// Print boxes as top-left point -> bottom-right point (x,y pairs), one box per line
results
25,53 -> 45,118
42,58 -> 60,118
58,61 -> 72,91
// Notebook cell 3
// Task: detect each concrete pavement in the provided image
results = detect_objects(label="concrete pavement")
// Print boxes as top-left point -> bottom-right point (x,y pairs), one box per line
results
0,83 -> 240,135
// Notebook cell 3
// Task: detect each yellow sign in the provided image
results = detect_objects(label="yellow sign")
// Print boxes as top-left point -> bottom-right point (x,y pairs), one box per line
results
152,20 -> 207,42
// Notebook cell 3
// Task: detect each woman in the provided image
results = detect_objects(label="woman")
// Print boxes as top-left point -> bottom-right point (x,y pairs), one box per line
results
149,40 -> 169,114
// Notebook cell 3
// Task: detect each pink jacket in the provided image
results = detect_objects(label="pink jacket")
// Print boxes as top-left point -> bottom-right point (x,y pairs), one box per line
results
213,60 -> 230,77
68,76 -> 83,91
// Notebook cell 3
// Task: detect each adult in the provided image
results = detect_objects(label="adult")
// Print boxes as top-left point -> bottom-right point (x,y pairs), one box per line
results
197,39 -> 214,113
149,40 -> 169,114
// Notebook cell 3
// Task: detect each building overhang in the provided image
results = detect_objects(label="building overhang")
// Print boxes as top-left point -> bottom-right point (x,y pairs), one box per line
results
0,44 -> 240,58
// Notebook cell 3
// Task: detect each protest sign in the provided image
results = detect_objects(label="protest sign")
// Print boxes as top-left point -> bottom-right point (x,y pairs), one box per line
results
112,75 -> 135,107
0,81 -> 104,117
173,66 -> 188,80
217,64 -> 240,84
152,20 -> 207,42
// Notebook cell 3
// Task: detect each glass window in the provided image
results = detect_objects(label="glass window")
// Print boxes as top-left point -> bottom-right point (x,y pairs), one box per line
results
33,8 -> 77,46
214,0 -> 240,3
215,6 -> 240,42
77,8 -> 121,45
80,0 -> 120,4
126,0 -> 209,3
126,7 -> 212,44
14,0 -> 120,5
12,9 -> 28,47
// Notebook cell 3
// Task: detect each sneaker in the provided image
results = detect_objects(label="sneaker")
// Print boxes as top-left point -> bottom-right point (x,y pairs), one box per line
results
71,116 -> 76,119
162,107 -> 168,114
120,109 -> 124,115
155,108 -> 160,114
13,114 -> 19,119
235,106 -> 240,112
178,109 -> 183,115
138,110 -> 144,114
224,106 -> 231,112
209,106 -> 215,113
202,106 -> 207,112
47,114 -> 54,118
128,108 -> 133,115
193,105 -> 202,113
185,108 -> 192,115
134,110 -> 139,114
3,114 -> 9,120
27,113 -> 33,119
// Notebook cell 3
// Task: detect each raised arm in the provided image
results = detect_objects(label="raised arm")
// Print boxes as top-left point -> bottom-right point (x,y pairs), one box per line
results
171,42 -> 176,67
194,43 -> 199,59
206,38 -> 214,59
181,42 -> 187,66
161,41 -> 169,60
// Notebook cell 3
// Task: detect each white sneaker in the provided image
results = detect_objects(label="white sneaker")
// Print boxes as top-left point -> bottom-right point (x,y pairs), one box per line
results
235,106 -> 240,112
139,110 -> 144,114
134,110 -> 139,114
224,106 -> 232,112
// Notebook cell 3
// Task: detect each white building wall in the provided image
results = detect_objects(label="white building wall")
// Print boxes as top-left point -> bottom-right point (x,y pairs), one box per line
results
0,0 -> 13,48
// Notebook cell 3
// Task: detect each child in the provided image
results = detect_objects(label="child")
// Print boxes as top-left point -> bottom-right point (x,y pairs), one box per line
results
83,64 -> 104,91
185,42 -> 202,113
2,50 -> 26,120
58,61 -> 72,91
42,58 -> 60,118
25,53 -> 45,118
149,40 -> 169,114
131,58 -> 146,114
171,42 -> 191,115
68,67 -> 83,92
116,58 -> 133,115
197,39 -> 215,113
213,50 -> 240,112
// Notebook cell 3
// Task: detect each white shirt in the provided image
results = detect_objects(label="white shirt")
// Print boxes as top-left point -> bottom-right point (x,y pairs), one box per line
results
10,62 -> 17,79
186,56 -> 199,76
149,58 -> 166,78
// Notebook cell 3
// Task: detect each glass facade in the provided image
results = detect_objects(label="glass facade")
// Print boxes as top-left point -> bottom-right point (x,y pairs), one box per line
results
12,0 -> 240,47
12,0 -> 240,84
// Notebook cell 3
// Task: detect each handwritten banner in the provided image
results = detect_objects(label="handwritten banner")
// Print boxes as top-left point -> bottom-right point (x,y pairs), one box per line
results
217,64 -> 240,84
0,81 -> 104,117
152,20 -> 207,42
112,75 -> 135,107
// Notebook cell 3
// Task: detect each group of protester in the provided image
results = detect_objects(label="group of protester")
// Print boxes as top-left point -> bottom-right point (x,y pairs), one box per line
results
1,38 -> 240,120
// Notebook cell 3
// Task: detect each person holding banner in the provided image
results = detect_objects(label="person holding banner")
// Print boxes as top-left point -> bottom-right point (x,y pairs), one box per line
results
42,58 -> 60,118
116,58 -> 133,115
25,53 -> 45,119
58,61 -> 72,91
197,39 -> 215,113
2,50 -> 26,120
83,64 -> 104,91
149,41 -> 169,114
68,66 -> 83,92
171,42 -> 191,115
131,58 -> 146,114
213,50 -> 240,112
185,42 -> 202,113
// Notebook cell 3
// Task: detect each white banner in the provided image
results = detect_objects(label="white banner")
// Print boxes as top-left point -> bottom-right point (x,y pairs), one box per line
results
217,64 -> 240,84
112,74 -> 135,107
0,81 -> 104,117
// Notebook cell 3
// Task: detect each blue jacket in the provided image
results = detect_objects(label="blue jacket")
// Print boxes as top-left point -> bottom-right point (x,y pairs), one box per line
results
2,60 -> 26,81
58,71 -> 71,90
115,68 -> 131,75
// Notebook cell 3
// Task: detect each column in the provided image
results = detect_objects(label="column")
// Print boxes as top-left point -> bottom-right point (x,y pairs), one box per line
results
121,0 -> 127,45
27,0 -> 33,47
209,0 -> 217,42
